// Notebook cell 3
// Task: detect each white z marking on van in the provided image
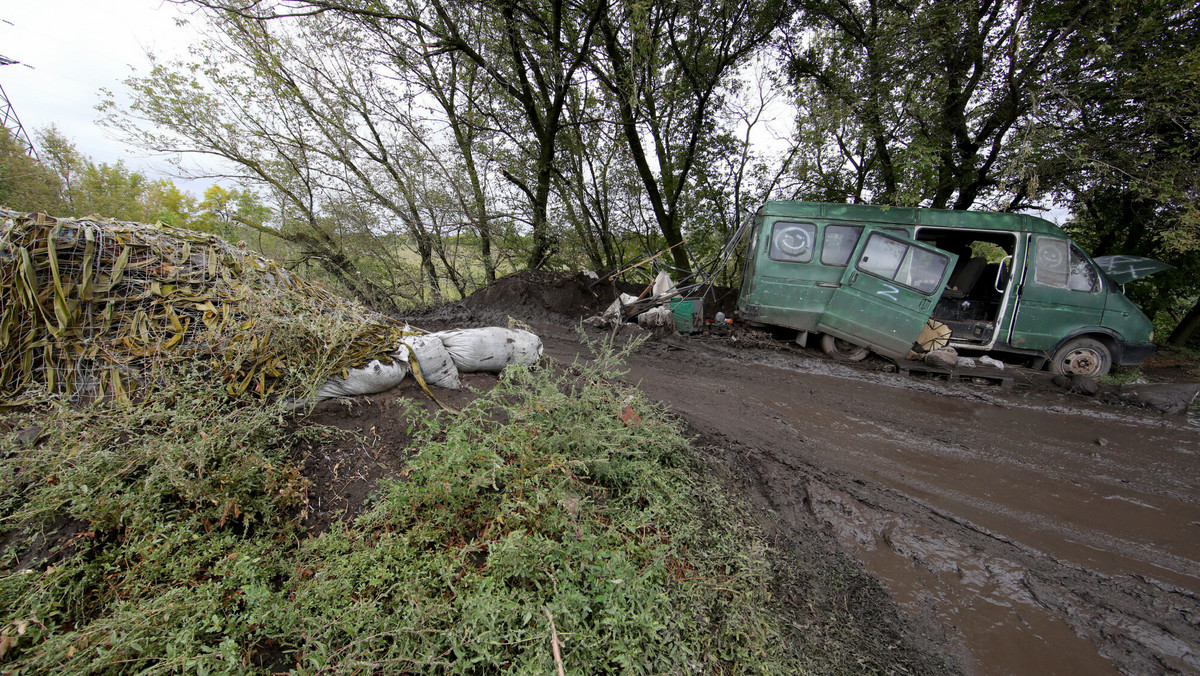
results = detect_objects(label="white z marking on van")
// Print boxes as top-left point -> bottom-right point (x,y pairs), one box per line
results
877,283 -> 900,301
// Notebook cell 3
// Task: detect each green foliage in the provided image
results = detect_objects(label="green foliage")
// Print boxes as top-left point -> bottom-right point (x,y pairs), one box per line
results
0,129 -> 64,214
1,336 -> 809,673
1051,1 -> 1200,345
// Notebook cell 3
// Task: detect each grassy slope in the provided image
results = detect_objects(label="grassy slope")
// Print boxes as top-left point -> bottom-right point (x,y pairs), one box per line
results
0,337 -> 940,674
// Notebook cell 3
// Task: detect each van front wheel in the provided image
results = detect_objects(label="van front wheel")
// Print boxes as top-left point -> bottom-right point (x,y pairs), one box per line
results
820,334 -> 870,361
1051,338 -> 1112,378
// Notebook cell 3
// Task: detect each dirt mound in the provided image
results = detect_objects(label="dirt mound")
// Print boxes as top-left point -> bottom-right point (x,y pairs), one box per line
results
455,269 -> 741,328
462,270 -> 630,318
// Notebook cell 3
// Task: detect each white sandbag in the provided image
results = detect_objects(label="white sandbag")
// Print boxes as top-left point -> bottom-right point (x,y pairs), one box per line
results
652,270 -> 678,299
395,334 -> 462,389
431,327 -> 544,373
637,305 -> 674,329
314,358 -> 409,400
602,293 -> 640,322
978,355 -> 1005,370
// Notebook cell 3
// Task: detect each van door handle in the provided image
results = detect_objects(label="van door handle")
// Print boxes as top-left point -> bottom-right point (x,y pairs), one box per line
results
848,273 -> 858,285
816,282 -> 840,288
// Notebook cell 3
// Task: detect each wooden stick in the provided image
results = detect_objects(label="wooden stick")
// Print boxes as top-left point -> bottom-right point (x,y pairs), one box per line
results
543,606 -> 565,676
608,240 -> 687,280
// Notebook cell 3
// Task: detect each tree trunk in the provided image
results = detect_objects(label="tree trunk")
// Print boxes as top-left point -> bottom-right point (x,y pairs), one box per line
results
291,231 -> 398,313
1167,296 -> 1200,347
526,152 -> 557,269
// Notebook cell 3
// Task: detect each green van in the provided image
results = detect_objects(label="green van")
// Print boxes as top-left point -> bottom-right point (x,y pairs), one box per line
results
735,201 -> 1162,377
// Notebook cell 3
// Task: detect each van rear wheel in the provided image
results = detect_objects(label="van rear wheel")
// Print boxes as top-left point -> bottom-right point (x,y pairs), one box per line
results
1051,337 -> 1112,378
820,334 -> 870,361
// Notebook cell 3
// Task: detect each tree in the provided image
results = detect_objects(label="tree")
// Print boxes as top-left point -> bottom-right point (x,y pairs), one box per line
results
195,184 -> 272,238
101,35 -> 409,311
1047,0 -> 1200,345
386,18 -> 503,283
140,179 -> 198,228
785,0 -> 1096,211
590,0 -> 789,273
0,128 -> 63,213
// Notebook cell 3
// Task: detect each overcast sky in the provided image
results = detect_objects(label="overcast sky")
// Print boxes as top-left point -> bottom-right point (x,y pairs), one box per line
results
1,0 -> 212,186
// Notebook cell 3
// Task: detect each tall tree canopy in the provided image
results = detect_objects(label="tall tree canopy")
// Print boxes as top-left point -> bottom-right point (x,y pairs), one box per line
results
88,0 -> 1198,342
1045,0 -> 1200,344
783,0 -> 1095,211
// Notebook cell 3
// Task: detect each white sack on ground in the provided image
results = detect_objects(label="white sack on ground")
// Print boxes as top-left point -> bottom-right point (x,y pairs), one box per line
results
637,305 -> 674,329
601,293 -> 640,323
431,327 -> 543,373
314,359 -> 410,401
979,355 -> 1005,370
652,271 -> 677,299
396,334 -> 462,389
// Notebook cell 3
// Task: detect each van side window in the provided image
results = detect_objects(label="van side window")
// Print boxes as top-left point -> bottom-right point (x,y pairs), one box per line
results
821,225 -> 863,266
857,233 -> 950,295
1034,237 -> 1101,292
769,221 -> 817,263
1069,245 -> 1101,292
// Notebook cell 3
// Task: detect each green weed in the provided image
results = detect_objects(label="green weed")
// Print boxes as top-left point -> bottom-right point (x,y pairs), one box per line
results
0,334 -> 812,674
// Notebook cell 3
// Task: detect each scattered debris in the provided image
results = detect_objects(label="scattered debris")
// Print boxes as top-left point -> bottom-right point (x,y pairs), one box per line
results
907,319 -> 952,359
1053,374 -> 1100,396
1111,382 -> 1200,414
636,305 -> 675,330
924,347 -> 959,369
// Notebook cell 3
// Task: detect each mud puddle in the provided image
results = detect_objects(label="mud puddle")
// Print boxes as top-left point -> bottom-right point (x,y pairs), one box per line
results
808,481 -> 1119,675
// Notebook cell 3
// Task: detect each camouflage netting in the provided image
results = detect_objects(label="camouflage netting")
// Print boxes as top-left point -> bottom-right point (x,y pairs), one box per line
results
0,209 -> 414,406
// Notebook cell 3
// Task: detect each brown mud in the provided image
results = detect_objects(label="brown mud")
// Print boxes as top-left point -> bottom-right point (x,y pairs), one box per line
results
390,271 -> 1200,675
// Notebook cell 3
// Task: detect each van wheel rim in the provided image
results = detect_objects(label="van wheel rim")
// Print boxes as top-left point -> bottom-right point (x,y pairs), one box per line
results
1062,348 -> 1100,375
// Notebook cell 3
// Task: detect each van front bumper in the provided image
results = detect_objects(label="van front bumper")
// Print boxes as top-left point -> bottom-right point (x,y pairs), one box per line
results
1118,341 -> 1157,366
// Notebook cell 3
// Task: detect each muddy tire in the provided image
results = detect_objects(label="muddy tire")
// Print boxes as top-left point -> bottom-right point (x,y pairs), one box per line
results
820,333 -> 870,361
1050,337 -> 1111,378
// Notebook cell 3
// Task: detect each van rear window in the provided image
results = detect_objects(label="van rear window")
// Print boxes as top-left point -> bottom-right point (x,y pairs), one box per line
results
821,225 -> 863,266
769,221 -> 816,263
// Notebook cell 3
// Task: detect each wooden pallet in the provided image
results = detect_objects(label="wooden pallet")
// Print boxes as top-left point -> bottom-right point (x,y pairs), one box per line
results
895,360 -> 1015,387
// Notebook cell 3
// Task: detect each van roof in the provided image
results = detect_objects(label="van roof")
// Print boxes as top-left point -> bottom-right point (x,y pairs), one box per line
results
760,201 -> 1067,237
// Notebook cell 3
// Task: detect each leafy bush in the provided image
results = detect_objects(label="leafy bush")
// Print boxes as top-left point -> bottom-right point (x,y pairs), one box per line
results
1,336 -> 800,674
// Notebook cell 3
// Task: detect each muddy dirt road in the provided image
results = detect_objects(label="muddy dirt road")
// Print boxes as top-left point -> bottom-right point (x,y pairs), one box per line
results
412,272 -> 1200,674
530,321 -> 1200,675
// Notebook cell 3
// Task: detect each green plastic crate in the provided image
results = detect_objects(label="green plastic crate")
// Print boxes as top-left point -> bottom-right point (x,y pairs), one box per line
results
670,299 -> 703,334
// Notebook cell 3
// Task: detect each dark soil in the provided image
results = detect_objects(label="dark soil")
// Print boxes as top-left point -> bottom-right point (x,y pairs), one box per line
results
296,270 -> 1200,675
295,371 -> 500,534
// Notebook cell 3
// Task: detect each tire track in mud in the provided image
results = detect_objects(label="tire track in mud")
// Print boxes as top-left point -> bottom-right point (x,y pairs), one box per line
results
539,328 -> 1200,675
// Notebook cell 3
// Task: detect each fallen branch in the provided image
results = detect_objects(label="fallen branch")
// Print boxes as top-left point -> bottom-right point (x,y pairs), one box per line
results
543,606 -> 565,676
